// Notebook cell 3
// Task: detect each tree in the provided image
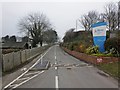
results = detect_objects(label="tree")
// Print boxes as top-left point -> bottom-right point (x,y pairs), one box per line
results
43,29 -> 58,44
19,13 -> 51,47
2,35 -> 9,43
9,35 -> 16,42
63,28 -> 75,42
103,2 -> 118,31
80,15 -> 89,31
80,11 -> 99,31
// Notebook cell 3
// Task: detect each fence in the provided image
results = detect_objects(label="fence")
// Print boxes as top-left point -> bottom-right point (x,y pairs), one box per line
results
2,46 -> 49,72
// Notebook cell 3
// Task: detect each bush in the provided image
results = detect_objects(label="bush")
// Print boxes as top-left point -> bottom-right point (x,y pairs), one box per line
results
105,37 -> 120,54
75,43 -> 88,53
85,46 -> 99,54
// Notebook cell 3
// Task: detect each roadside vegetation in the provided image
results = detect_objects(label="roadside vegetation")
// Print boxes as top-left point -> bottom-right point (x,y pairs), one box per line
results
98,62 -> 120,79
61,1 -> 120,79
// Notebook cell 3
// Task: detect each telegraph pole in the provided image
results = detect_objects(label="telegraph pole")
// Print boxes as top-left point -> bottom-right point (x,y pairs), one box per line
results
118,1 -> 120,30
76,20 -> 78,31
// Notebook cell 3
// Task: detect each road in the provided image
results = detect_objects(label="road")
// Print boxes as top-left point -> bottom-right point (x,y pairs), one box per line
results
4,45 -> 118,89
0,52 -> 2,90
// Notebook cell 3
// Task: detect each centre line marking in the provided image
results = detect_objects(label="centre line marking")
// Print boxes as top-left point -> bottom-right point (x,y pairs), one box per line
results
55,67 -> 58,70
55,76 -> 59,89
55,56 -> 57,60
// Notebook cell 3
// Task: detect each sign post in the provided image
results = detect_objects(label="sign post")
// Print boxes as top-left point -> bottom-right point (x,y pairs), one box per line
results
91,22 -> 107,52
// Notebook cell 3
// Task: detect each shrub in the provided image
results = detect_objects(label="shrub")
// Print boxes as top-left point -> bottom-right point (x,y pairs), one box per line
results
105,37 -> 120,54
85,46 -> 99,54
69,43 -> 74,51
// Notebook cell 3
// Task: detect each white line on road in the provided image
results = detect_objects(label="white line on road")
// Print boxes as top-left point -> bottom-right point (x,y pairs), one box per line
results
55,55 -> 57,60
55,67 -> 58,70
4,46 -> 52,89
25,71 -> 40,76
55,76 -> 59,90
17,77 -> 30,81
13,71 -> 45,89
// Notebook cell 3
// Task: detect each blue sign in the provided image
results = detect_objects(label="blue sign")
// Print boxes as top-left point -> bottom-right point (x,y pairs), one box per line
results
91,22 -> 107,52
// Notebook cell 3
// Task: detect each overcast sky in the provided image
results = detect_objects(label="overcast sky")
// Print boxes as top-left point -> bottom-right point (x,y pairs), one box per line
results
1,0 -> 119,39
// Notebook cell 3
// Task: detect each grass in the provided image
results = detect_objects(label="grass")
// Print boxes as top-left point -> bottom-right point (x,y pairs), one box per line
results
98,61 -> 120,79
92,53 -> 113,57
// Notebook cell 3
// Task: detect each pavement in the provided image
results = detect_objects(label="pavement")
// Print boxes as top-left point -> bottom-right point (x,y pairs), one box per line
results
2,45 -> 119,89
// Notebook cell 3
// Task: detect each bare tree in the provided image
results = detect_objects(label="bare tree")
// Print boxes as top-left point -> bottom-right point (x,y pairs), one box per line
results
80,15 -> 90,31
19,13 -> 51,47
80,11 -> 99,31
103,2 -> 118,31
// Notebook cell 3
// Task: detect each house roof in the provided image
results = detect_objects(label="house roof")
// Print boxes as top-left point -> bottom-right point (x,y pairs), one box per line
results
1,42 -> 28,49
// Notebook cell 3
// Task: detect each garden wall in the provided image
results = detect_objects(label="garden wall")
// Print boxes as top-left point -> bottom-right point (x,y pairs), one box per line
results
63,47 -> 119,65
2,46 -> 49,72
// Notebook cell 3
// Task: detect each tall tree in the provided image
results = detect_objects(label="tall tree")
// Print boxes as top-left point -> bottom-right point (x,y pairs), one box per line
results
103,2 -> 118,31
19,13 -> 51,47
2,35 -> 9,43
43,29 -> 58,44
80,11 -> 99,31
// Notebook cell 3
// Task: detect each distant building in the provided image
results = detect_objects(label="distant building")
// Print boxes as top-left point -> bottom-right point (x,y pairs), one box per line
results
1,42 -> 29,49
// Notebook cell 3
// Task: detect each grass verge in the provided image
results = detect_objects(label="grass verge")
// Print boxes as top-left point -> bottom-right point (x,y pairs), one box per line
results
97,61 -> 120,80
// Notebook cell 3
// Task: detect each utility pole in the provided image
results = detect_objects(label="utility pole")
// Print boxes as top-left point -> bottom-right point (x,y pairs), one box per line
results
28,30 -> 29,49
76,20 -> 78,31
117,1 -> 120,30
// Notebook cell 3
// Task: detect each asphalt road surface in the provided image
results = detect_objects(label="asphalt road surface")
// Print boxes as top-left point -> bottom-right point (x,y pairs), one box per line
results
6,45 -> 118,89
0,52 -> 2,90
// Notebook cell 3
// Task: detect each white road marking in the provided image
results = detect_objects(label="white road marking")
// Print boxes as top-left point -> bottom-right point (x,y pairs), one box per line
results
4,46 -> 52,89
55,76 -> 59,89
9,84 -> 18,87
55,67 -> 58,70
25,71 -> 40,76
55,56 -> 57,60
13,71 -> 45,89
17,77 -> 30,81
45,61 -> 49,69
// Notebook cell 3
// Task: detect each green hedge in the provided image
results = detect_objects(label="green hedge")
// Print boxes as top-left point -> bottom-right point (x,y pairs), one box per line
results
104,37 -> 120,54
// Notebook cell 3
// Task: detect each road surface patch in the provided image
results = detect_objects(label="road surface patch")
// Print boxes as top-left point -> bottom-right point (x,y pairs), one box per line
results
31,61 -> 50,70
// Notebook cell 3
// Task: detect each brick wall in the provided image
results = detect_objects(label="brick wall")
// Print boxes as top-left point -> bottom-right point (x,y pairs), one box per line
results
63,47 -> 119,65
